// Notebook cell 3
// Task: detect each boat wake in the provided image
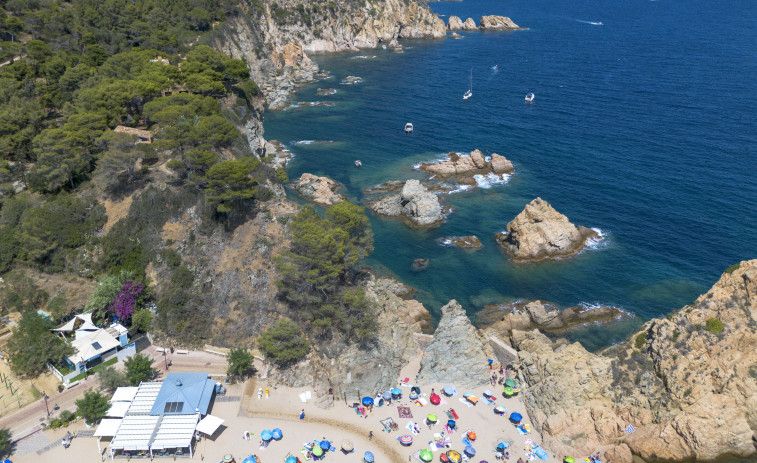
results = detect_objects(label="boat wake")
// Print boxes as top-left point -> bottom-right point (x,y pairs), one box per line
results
350,55 -> 377,60
576,19 -> 603,25
292,140 -> 334,146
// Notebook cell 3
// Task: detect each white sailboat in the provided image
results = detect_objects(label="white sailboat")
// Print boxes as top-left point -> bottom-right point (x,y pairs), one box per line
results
463,69 -> 472,100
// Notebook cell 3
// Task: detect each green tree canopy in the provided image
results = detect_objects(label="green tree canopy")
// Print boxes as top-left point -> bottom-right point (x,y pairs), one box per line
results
6,311 -> 73,377
75,391 -> 109,426
258,319 -> 309,366
131,309 -> 153,333
98,365 -> 128,391
226,347 -> 255,378
124,353 -> 154,386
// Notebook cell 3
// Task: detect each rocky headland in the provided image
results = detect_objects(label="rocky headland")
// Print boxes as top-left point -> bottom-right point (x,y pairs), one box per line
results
368,179 -> 445,227
419,149 -> 514,186
495,197 -> 599,262
291,173 -> 346,206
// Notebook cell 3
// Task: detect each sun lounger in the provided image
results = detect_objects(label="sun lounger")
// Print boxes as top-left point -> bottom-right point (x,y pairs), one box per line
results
465,395 -> 479,405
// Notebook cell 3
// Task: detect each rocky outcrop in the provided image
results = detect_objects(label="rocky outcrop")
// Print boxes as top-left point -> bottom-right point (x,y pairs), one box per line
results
479,15 -> 521,30
462,18 -> 478,30
368,179 -> 444,227
291,173 -> 345,206
418,300 -> 491,387
447,16 -> 463,31
419,149 -> 514,185
438,236 -> 483,249
495,198 -> 598,262
515,261 -> 757,462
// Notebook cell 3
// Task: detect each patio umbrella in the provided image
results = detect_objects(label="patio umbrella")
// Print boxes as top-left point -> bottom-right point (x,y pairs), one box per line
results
286,457 -> 298,463
427,414 -> 438,423
320,440 -> 331,450
447,419 -> 456,429
443,385 -> 456,396
505,379 -> 517,388
382,391 -> 392,400
271,428 -> 283,440
261,430 -> 272,441
447,450 -> 462,463
364,451 -> 375,462
223,455 -> 234,463
463,392 -> 472,398
497,442 -> 510,451
494,405 -> 506,415
312,446 -> 323,458
362,397 -> 374,406
564,457 -> 576,463
483,389 -> 492,397
467,431 -> 477,441
341,440 -> 354,452
399,434 -> 413,445
420,449 -> 433,462
430,393 -> 441,405
509,412 -> 523,423
503,387 -> 514,396
243,456 -> 258,463
464,446 -> 476,456
391,388 -> 402,397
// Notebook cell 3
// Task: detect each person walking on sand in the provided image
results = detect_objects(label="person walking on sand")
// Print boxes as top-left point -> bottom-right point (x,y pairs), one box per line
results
369,430 -> 373,441
300,409 -> 305,420
258,387 -> 262,399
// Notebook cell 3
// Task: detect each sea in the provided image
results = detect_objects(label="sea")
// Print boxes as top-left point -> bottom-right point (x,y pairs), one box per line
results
263,0 -> 757,350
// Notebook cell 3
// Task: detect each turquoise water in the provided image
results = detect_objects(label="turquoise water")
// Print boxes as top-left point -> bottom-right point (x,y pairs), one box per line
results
264,0 -> 757,349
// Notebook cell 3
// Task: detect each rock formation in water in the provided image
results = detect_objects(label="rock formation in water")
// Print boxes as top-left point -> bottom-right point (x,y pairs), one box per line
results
292,173 -> 345,206
368,179 -> 444,227
462,18 -> 478,30
479,15 -> 521,30
419,149 -> 514,185
495,198 -> 598,262
447,16 -> 463,31
439,236 -> 483,249
418,300 -> 491,387
514,260 -> 757,462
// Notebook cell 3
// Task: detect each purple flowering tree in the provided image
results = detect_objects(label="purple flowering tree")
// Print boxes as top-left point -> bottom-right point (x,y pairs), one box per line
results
108,281 -> 143,321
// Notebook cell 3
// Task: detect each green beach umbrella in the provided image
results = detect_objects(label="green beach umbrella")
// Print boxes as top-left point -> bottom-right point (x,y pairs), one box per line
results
504,387 -> 514,396
420,449 -> 433,462
564,457 -> 576,463
313,446 -> 323,457
427,414 -> 438,422
505,379 -> 517,388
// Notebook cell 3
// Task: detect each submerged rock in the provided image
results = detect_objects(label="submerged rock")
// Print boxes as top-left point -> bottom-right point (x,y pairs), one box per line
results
292,173 -> 345,206
411,258 -> 429,272
438,236 -> 483,249
341,75 -> 363,85
368,179 -> 444,227
495,198 -> 598,262
418,300 -> 490,387
316,88 -> 337,96
479,15 -> 521,30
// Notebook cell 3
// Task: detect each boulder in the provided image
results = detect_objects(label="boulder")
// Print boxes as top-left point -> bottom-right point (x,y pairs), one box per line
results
462,18 -> 478,30
411,258 -> 429,272
490,153 -> 514,174
418,300 -> 490,387
438,236 -> 483,249
479,15 -> 520,30
292,173 -> 345,206
368,179 -> 444,227
447,16 -> 464,31
470,149 -> 487,169
418,149 -> 514,182
495,198 -> 598,262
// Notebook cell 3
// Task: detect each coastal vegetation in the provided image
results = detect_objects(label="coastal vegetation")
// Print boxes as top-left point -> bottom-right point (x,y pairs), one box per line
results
258,319 -> 310,366
124,353 -> 155,386
227,347 -> 256,379
75,390 -> 109,426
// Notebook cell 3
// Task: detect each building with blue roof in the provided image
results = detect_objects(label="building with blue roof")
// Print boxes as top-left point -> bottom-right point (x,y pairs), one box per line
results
150,372 -> 216,416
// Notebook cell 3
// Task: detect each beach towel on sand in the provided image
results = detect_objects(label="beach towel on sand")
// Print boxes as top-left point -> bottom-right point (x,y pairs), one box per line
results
459,398 -> 473,407
398,406 -> 413,418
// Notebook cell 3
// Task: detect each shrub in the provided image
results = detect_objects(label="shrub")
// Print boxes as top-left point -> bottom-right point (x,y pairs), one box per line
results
75,391 -> 109,426
226,347 -> 256,378
258,319 -> 309,366
124,353 -> 154,385
634,332 -> 647,349
725,263 -> 740,274
705,318 -> 724,334
672,330 -> 680,341
683,388 -> 692,397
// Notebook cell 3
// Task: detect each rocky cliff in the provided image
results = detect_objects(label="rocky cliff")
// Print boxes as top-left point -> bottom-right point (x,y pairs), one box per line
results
515,261 -> 757,462
292,173 -> 346,206
495,197 -> 599,262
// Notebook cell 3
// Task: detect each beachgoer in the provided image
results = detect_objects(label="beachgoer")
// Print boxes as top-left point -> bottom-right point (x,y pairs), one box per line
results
258,387 -> 262,399
328,387 -> 333,395
431,388 -> 435,394
300,409 -> 305,420
265,387 -> 269,398
369,430 -> 373,441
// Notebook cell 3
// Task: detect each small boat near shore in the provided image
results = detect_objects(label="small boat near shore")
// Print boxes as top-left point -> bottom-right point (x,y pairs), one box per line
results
405,122 -> 413,133
525,92 -> 535,102
354,160 -> 362,167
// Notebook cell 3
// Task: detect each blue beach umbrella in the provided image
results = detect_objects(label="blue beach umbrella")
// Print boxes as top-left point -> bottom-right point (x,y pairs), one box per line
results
286,457 -> 297,463
261,430 -> 273,441
320,440 -> 331,450
364,451 -> 375,462
465,446 -> 476,456
443,385 -> 457,396
390,388 -> 402,394
242,456 -> 258,463
447,419 -> 456,429
382,391 -> 391,399
271,428 -> 283,440
362,396 -> 374,406
509,412 -> 523,424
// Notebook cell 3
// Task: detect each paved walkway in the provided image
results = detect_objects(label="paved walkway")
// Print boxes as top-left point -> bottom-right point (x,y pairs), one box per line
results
12,429 -> 50,457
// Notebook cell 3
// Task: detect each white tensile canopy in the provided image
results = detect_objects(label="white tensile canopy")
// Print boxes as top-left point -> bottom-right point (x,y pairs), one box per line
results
195,415 -> 225,435
94,418 -> 123,437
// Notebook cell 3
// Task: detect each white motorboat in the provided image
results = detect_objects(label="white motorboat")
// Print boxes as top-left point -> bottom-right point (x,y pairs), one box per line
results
354,160 -> 362,167
463,69 -> 473,100
525,92 -> 535,102
405,122 -> 413,133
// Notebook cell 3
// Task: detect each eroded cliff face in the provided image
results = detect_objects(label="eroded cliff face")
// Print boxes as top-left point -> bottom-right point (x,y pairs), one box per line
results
211,0 -> 445,109
515,261 -> 757,462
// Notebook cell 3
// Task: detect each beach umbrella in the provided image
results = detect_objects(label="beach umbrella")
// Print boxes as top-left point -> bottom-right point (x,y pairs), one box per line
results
467,431 -> 477,441
409,390 -> 419,400
463,391 -> 472,398
505,379 -> 517,388
427,413 -> 438,423
286,457 -> 298,463
243,456 -> 258,463
497,442 -> 510,451
382,391 -> 391,399
399,434 -> 413,445
261,430 -> 273,441
362,397 -> 374,406
483,389 -> 492,397
564,457 -> 575,463
447,450 -> 462,463
341,440 -> 354,452
420,449 -> 433,462
443,385 -> 456,396
465,446 -> 476,456
509,412 -> 523,424
272,428 -> 283,440
364,451 -> 375,463
430,393 -> 441,405
313,446 -> 323,457
503,387 -> 514,396
494,405 -> 506,415
447,419 -> 456,429
223,455 -> 234,463
391,388 -> 402,397
534,446 -> 549,460
320,440 -> 331,450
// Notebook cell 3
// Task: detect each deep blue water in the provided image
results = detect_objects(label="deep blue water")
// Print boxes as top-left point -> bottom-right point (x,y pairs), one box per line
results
264,0 -> 757,349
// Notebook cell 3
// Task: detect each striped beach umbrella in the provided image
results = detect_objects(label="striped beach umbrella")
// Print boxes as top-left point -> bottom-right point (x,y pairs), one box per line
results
341,440 -> 353,452
399,434 -> 413,445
